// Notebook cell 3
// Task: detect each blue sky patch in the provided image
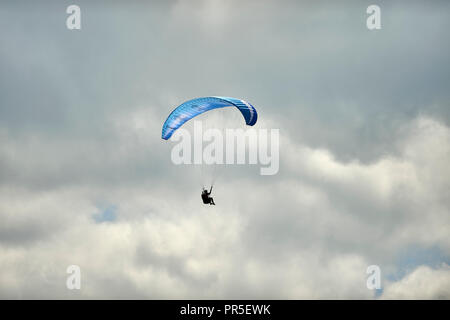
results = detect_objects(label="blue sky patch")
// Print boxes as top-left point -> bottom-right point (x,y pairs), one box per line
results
92,205 -> 118,223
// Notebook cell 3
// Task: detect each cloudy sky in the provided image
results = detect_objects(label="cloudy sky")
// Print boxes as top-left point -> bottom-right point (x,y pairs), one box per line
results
0,0 -> 449,299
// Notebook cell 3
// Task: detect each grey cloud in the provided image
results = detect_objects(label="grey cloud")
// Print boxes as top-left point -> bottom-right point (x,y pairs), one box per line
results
0,0 -> 449,299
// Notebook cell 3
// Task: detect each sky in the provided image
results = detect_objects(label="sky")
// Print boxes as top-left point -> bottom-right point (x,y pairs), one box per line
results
0,0 -> 449,299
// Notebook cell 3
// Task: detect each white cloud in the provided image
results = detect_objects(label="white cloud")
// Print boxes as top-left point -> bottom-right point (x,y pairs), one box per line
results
0,114 -> 448,298
382,264 -> 450,299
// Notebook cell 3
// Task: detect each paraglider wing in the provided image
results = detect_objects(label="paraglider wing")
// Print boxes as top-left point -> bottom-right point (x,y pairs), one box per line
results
161,96 -> 257,140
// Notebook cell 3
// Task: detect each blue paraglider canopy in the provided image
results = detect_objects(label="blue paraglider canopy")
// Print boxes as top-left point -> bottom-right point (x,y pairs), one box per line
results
161,96 -> 257,140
